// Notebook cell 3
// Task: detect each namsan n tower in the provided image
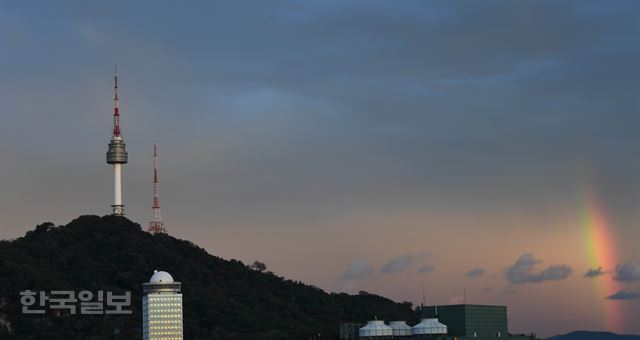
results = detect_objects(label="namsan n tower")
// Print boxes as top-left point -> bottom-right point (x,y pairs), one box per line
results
106,66 -> 128,216
147,144 -> 167,234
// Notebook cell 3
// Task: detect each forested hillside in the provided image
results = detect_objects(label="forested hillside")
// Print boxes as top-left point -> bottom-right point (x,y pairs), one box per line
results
0,215 -> 416,339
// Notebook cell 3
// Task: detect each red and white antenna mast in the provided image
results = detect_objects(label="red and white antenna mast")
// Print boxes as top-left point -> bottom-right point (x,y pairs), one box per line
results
148,144 -> 167,233
113,64 -> 121,137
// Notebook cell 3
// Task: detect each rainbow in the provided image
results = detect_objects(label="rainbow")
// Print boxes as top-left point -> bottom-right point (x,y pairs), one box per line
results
582,181 -> 623,331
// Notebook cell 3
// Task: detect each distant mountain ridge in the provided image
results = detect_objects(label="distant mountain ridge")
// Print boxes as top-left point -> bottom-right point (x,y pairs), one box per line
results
0,215 -> 417,339
546,331 -> 640,340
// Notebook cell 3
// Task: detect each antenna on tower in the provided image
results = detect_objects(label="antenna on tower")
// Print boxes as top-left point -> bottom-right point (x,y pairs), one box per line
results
113,64 -> 121,137
148,144 -> 167,234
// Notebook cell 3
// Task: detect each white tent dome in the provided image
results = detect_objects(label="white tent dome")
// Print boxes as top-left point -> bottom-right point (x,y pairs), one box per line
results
412,318 -> 447,335
149,270 -> 174,284
359,320 -> 393,337
389,321 -> 412,336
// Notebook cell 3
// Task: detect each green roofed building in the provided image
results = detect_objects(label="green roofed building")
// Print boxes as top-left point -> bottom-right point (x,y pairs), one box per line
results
419,304 -> 535,340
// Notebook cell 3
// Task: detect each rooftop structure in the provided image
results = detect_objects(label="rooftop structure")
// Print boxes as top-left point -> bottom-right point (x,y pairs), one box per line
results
341,304 -> 535,340
359,320 -> 393,339
411,318 -> 447,336
389,321 -> 412,337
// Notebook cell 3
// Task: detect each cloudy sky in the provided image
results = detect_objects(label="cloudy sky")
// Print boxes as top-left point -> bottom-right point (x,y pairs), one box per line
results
1,1 -> 639,336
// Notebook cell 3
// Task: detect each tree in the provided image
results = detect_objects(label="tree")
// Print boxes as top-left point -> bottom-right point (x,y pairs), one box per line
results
250,261 -> 267,272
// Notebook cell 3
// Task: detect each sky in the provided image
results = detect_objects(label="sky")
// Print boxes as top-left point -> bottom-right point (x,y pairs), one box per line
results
1,0 -> 639,336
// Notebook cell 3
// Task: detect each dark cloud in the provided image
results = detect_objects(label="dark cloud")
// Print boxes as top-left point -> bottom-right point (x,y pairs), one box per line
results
613,261 -> 640,282
341,260 -> 373,280
584,267 -> 606,279
380,253 -> 431,274
483,286 -> 493,294
506,253 -> 573,284
605,290 -> 640,300
418,265 -> 435,274
381,255 -> 414,274
466,268 -> 485,278
1,1 -> 639,241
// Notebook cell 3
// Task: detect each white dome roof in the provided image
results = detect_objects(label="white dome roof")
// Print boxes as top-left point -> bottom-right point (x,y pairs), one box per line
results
389,321 -> 412,336
412,318 -> 447,335
359,320 -> 393,337
149,270 -> 174,283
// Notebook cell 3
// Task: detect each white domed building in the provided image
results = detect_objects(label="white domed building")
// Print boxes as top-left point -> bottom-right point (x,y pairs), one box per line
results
358,320 -> 393,339
388,321 -> 412,337
412,317 -> 448,337
142,270 -> 183,340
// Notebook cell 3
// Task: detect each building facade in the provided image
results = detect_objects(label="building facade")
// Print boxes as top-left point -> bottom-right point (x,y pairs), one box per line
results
142,271 -> 183,340
421,304 -> 508,338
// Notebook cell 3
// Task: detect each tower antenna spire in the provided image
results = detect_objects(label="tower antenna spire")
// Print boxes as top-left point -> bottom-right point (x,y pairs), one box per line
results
113,64 -> 121,137
106,66 -> 128,216
148,144 -> 167,234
